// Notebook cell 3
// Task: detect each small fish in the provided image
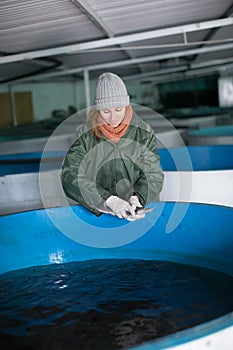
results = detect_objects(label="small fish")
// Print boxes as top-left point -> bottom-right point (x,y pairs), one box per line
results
135,206 -> 156,214
126,206 -> 156,221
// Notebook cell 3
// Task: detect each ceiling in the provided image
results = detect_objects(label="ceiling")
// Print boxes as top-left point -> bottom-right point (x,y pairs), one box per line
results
0,0 -> 233,84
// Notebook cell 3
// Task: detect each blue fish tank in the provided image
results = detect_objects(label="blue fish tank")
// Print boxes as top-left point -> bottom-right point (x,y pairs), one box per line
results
0,199 -> 233,349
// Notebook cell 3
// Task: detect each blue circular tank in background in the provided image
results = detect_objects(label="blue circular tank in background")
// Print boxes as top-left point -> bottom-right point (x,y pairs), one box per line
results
189,125 -> 233,137
158,145 -> 233,171
0,202 -> 233,349
1,145 -> 233,176
0,151 -> 66,176
187,125 -> 233,146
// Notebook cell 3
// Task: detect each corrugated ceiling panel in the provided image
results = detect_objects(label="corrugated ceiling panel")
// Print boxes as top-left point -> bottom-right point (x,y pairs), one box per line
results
0,0 -> 82,29
0,0 -> 105,53
0,0 -> 232,82
91,0 -> 233,34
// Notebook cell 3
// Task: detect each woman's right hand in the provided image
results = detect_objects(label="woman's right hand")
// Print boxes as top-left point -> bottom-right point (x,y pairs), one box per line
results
105,196 -> 135,219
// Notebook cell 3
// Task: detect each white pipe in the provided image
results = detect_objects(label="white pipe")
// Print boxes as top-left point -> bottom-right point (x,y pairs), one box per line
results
191,57 -> 233,69
20,42 -> 233,81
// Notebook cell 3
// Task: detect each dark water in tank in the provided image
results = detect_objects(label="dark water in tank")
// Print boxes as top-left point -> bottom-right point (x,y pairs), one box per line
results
0,259 -> 233,350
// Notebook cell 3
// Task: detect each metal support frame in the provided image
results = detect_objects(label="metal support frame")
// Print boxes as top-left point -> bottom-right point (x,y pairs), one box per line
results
84,69 -> 91,109
18,42 -> 233,82
71,0 -> 142,73
9,85 -> 17,127
71,0 -> 114,37
0,18 -> 232,65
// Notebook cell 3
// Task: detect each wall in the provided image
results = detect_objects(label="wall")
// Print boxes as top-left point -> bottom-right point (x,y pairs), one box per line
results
0,78 -> 158,127
20,82 -> 78,121
0,82 -> 82,123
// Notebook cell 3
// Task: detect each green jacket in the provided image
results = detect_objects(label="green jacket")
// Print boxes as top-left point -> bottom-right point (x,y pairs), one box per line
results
61,111 -> 164,216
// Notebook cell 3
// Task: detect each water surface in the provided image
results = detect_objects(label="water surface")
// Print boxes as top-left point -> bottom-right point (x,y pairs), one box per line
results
1,259 -> 233,349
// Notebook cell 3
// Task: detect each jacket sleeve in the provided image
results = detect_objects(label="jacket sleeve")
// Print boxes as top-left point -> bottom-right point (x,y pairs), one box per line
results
61,136 -> 112,215
133,131 -> 164,206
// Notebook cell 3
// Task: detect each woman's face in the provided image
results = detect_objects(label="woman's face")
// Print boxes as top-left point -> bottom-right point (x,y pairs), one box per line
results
99,107 -> 126,128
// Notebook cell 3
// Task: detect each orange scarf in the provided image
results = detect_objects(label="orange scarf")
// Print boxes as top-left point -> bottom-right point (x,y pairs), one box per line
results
97,105 -> 133,143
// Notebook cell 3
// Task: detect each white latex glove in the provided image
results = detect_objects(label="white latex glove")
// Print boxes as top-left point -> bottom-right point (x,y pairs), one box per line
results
128,195 -> 143,211
105,195 -> 135,219
126,208 -> 146,221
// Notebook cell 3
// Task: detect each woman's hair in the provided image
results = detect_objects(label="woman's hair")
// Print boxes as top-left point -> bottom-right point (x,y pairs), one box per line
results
88,108 -> 102,140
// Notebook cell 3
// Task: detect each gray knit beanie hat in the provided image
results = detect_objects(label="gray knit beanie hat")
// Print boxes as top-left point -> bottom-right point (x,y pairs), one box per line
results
95,72 -> 130,110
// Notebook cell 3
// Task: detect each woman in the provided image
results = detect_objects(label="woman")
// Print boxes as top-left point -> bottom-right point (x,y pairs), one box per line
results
61,72 -> 164,221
